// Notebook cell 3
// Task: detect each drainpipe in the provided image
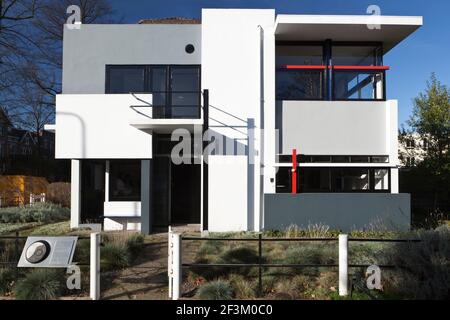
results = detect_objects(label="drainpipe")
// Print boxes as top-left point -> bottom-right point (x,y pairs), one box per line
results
292,149 -> 297,194
324,39 -> 333,101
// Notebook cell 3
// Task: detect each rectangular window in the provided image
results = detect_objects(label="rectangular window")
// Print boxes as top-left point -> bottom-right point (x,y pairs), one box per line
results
106,66 -> 145,94
170,67 -> 201,118
105,65 -> 201,119
332,45 -> 382,66
276,167 -> 390,193
276,45 -> 324,67
109,160 -> 141,201
333,71 -> 384,100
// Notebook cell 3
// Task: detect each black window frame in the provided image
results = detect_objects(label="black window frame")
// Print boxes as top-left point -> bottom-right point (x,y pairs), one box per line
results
276,166 -> 391,194
105,65 -> 202,119
275,41 -> 386,102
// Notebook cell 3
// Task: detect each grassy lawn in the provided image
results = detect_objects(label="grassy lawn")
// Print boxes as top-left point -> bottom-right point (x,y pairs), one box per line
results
0,222 -> 43,236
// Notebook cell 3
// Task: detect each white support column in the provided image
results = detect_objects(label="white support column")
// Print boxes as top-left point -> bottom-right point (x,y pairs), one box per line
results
70,160 -> 81,229
168,226 -> 173,299
90,232 -> 101,300
339,234 -> 349,297
391,168 -> 399,194
105,160 -> 110,202
172,233 -> 182,300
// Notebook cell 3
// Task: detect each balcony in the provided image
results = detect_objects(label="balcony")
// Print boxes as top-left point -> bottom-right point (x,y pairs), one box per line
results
276,65 -> 388,101
129,91 -> 204,134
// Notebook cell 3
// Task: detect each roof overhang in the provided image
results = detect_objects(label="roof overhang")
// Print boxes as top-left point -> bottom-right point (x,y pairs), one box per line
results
275,15 -> 423,53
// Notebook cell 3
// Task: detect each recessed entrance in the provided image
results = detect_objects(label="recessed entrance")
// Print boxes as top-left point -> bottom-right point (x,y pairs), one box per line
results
152,134 -> 201,227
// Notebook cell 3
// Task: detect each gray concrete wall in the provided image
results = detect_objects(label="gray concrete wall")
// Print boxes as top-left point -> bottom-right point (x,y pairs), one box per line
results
264,193 -> 411,232
276,100 -> 390,156
62,24 -> 201,94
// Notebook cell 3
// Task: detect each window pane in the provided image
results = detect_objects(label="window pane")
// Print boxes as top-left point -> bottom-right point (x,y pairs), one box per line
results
276,45 -> 323,67
276,167 -> 291,193
171,92 -> 199,106
374,169 -> 389,190
171,67 -> 200,91
107,67 -> 145,93
332,46 -> 381,66
109,160 -> 141,201
276,69 -> 324,100
150,68 -> 167,92
332,168 -> 369,191
334,71 -> 383,100
300,168 -> 330,192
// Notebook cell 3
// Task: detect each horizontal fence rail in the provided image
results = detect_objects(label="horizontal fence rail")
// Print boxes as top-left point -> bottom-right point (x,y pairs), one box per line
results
172,234 -> 422,300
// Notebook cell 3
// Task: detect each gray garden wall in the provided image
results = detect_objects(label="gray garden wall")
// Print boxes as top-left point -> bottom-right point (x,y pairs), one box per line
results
264,193 -> 411,232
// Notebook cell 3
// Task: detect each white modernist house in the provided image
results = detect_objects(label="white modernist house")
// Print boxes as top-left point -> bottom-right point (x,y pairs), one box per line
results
50,9 -> 423,234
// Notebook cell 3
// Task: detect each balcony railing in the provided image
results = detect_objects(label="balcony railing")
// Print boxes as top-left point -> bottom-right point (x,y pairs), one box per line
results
276,65 -> 388,101
131,91 -> 203,119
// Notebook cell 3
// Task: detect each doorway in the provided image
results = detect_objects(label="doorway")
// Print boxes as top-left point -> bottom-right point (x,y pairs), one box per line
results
152,135 -> 201,227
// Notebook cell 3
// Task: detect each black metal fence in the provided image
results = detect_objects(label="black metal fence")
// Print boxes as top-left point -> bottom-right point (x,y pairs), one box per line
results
181,235 -> 421,298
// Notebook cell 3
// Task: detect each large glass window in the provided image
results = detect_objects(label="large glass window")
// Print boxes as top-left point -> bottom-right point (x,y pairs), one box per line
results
334,71 -> 384,100
332,45 -> 382,66
276,69 -> 324,100
109,160 -> 141,201
170,67 -> 201,118
106,65 -> 201,118
106,66 -> 145,94
276,45 -> 323,67
276,167 -> 390,193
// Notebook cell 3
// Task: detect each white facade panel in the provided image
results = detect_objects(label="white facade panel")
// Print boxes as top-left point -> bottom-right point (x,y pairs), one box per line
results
208,156 -> 248,232
104,202 -> 141,217
278,100 -> 392,156
55,94 -> 153,159
202,9 -> 275,231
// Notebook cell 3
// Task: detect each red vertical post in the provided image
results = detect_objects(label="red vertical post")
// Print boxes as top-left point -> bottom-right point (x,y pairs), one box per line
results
292,149 -> 297,194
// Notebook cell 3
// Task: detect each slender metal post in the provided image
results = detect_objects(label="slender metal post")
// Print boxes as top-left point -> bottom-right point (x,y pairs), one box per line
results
339,234 -> 349,296
172,233 -> 182,300
202,89 -> 209,232
291,149 -> 297,194
14,231 -> 19,280
90,232 -> 101,300
258,233 -> 263,297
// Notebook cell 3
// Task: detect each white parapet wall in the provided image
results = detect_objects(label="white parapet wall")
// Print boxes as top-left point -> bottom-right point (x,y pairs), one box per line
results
55,94 -> 153,159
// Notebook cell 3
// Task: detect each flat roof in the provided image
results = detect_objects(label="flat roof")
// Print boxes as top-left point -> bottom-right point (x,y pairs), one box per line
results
275,15 -> 423,53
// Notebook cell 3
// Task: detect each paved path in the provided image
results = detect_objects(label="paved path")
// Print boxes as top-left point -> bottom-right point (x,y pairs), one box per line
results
101,227 -> 200,300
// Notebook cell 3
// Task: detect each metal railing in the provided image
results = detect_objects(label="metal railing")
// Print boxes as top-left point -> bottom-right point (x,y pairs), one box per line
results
168,232 -> 421,300
130,90 -> 205,119
276,65 -> 388,101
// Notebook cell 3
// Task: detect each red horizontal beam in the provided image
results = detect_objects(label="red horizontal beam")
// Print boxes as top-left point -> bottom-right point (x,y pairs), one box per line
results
332,65 -> 390,70
280,65 -> 390,71
283,65 -> 327,70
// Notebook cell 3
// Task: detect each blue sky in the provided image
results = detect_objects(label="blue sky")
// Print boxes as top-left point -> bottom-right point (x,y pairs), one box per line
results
109,0 -> 450,127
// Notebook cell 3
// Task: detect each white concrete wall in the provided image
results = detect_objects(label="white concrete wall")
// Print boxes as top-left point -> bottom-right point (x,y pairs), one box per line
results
278,100 -> 395,157
208,156 -> 248,232
202,9 -> 275,232
55,94 -> 153,159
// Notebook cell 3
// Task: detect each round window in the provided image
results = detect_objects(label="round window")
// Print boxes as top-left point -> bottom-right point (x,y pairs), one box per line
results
185,44 -> 195,54
25,241 -> 51,264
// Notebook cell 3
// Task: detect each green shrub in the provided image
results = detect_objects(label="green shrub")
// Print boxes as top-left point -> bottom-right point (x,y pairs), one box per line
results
101,242 -> 130,271
228,274 -> 256,299
382,225 -> 450,300
15,269 -> 63,300
281,244 -> 337,276
125,233 -> 145,260
73,239 -> 90,265
0,203 -> 70,224
0,268 -> 16,295
197,280 -> 233,300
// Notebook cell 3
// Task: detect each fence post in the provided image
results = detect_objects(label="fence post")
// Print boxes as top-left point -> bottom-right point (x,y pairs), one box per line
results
14,231 -> 19,280
258,233 -> 263,297
172,233 -> 182,300
90,232 -> 101,300
168,226 -> 173,299
339,234 -> 349,297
